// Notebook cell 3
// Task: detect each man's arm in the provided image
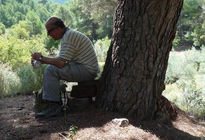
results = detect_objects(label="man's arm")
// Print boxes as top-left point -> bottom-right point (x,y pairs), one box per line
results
31,52 -> 67,68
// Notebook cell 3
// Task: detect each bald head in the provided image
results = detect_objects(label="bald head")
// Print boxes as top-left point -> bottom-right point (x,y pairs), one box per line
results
45,17 -> 66,40
45,17 -> 65,29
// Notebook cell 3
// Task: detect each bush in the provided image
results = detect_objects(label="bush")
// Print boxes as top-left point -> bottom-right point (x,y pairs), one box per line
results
176,77 -> 205,118
165,48 -> 205,84
165,52 -> 186,84
0,33 -> 47,97
0,63 -> 45,98
0,23 -> 5,34
0,35 -> 47,69
164,48 -> 205,119
16,64 -> 46,94
0,64 -> 21,97
94,36 -> 110,62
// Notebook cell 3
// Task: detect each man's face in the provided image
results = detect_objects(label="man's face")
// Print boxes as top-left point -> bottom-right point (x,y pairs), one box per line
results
46,24 -> 61,40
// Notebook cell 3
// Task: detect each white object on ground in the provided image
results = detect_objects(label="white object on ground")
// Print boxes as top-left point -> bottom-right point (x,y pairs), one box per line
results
112,118 -> 129,127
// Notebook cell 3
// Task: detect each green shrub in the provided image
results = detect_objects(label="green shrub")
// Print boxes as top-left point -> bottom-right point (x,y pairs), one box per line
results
0,23 -> 6,35
164,48 -> 205,119
0,63 -> 45,98
16,64 -> 46,94
164,76 -> 205,119
0,35 -> 47,69
94,36 -> 110,62
176,77 -> 205,118
0,64 -> 21,97
165,52 -> 186,84
165,48 -> 205,83
0,32 -> 47,97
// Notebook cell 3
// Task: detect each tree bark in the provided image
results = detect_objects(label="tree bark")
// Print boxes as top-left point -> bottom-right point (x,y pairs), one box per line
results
96,0 -> 183,121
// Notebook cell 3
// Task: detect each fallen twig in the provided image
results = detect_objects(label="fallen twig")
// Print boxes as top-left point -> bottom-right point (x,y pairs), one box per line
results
58,132 -> 69,140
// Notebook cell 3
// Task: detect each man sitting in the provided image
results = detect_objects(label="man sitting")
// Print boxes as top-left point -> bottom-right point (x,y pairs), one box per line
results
31,17 -> 99,119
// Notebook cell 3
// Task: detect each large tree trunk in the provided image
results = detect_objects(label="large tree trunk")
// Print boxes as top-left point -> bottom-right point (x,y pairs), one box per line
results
96,0 -> 183,121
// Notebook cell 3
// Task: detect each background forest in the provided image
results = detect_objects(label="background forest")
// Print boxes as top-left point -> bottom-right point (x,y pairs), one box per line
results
0,0 -> 205,119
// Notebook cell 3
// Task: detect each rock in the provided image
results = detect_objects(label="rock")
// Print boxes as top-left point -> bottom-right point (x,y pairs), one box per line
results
112,118 -> 129,127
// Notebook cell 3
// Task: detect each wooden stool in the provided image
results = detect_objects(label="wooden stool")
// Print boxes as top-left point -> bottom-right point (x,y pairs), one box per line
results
70,80 -> 99,100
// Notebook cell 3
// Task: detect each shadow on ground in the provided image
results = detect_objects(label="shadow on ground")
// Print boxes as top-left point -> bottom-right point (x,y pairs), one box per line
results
0,95 -> 203,140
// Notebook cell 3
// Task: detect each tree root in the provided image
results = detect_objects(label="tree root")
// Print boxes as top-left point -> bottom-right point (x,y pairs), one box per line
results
155,96 -> 178,123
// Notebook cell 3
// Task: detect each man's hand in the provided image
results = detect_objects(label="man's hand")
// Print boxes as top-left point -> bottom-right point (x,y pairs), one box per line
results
31,52 -> 67,68
31,58 -> 35,67
31,52 -> 42,61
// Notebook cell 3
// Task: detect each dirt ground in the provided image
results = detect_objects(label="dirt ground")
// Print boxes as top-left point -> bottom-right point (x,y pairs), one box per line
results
0,95 -> 205,140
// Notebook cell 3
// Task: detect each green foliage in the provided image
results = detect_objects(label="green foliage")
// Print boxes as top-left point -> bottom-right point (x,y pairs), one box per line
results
36,2 -> 57,22
48,0 -> 68,4
172,31 -> 180,48
176,77 -> 205,118
54,0 -> 98,41
94,36 -> 110,62
175,0 -> 205,50
191,22 -> 205,47
0,0 -> 58,96
16,64 -> 46,94
8,21 -> 30,39
96,62 -> 105,79
54,0 -> 116,41
0,63 -> 45,98
0,64 -> 21,97
44,35 -> 60,52
165,48 -> 205,84
164,48 -> 205,119
0,0 -> 56,28
0,22 -> 5,34
25,11 -> 43,35
165,53 -> 185,84
80,0 -> 116,39
68,125 -> 78,139
0,34 -> 47,68
0,0 -> 29,27
0,32 -> 47,97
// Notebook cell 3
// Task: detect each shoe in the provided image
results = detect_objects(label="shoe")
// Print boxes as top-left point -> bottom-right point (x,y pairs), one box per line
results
35,102 -> 62,119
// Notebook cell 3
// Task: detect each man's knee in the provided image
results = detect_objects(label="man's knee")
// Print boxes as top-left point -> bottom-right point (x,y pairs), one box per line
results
44,65 -> 58,77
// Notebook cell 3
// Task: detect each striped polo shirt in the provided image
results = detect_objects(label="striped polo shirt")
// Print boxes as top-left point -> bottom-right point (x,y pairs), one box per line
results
59,28 -> 99,76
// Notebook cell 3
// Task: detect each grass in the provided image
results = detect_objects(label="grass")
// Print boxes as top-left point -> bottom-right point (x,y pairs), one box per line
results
0,64 -> 21,97
0,63 -> 45,98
